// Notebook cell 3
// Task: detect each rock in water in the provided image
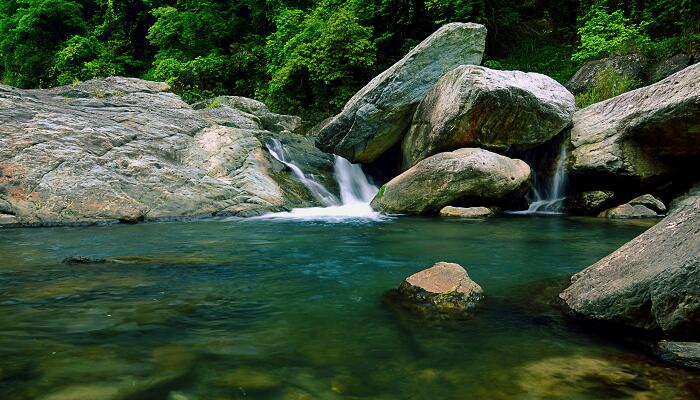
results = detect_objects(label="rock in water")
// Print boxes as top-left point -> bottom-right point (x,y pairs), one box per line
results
0,77 -> 338,226
371,148 -> 530,214
315,23 -> 487,163
597,194 -> 666,219
569,63 -> 700,183
439,206 -> 493,218
565,54 -> 647,94
397,262 -> 484,312
560,196 -> 700,336
401,66 -> 575,169
62,256 -> 110,264
655,341 -> 700,369
563,190 -> 616,215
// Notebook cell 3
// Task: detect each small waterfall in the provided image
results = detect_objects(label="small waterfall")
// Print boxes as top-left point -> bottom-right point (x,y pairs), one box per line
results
266,139 -> 339,206
519,143 -> 568,214
261,140 -> 382,221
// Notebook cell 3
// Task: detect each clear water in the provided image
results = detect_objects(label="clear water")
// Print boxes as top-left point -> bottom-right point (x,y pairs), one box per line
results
1,216 -> 698,400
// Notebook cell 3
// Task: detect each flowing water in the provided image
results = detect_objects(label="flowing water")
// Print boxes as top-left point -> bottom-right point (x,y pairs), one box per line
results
516,143 -> 569,215
1,216 -> 698,400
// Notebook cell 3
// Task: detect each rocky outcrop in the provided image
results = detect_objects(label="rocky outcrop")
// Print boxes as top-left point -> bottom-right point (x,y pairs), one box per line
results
560,196 -> 700,336
563,190 -> 615,215
649,54 -> 693,83
371,148 -> 530,214
569,63 -> 700,184
655,341 -> 700,369
395,262 -> 484,312
565,54 -> 647,94
0,77 -> 337,226
598,194 -> 666,219
315,23 -> 487,163
401,66 -> 575,169
439,206 -> 493,218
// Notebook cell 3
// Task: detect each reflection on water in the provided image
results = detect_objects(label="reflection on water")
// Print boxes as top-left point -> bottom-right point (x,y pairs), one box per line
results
0,216 -> 697,400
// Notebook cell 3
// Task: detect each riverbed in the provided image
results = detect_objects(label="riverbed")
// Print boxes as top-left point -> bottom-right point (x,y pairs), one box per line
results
1,216 -> 697,399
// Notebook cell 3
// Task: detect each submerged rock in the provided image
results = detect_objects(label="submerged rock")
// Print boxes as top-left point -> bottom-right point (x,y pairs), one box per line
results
598,194 -> 666,219
560,196 -> 700,336
0,77 -> 337,226
315,22 -> 487,163
62,256 -> 110,264
371,148 -> 530,214
565,54 -> 647,94
439,206 -> 493,218
569,63 -> 700,184
401,65 -> 575,169
655,341 -> 700,369
395,262 -> 484,312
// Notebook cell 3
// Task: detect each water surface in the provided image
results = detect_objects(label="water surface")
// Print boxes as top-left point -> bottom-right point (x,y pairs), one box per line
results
1,216 -> 697,400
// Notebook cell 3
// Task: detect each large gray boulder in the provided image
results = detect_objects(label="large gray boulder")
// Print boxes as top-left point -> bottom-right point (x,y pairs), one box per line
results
0,77 -> 337,226
401,65 -> 575,169
569,63 -> 700,183
371,148 -> 530,214
560,196 -> 700,336
565,54 -> 647,94
315,23 -> 487,163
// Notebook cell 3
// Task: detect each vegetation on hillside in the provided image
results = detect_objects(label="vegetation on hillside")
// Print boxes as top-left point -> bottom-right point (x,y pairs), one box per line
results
1,0 -> 698,124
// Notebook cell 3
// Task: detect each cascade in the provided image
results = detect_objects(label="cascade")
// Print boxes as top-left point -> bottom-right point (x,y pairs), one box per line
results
262,140 -> 382,221
517,142 -> 568,214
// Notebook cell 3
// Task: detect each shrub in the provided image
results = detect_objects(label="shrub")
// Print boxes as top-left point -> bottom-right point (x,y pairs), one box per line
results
572,7 -> 650,62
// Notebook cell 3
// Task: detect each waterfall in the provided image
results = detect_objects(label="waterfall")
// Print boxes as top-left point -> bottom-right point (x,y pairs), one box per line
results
518,143 -> 568,214
266,139 -> 339,206
261,140 -> 382,221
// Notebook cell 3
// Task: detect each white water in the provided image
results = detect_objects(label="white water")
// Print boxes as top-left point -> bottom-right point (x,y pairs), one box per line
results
513,143 -> 568,215
260,140 -> 384,221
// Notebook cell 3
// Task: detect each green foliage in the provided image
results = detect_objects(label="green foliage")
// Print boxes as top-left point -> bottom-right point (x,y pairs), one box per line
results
264,1 -> 376,118
572,7 -> 650,62
575,67 -> 638,108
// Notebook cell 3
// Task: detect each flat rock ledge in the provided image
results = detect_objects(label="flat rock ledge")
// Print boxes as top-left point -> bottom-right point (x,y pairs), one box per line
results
439,206 -> 493,218
393,262 -> 484,314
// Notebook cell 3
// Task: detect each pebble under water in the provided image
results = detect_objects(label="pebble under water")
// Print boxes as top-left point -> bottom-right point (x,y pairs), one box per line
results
1,216 -> 698,400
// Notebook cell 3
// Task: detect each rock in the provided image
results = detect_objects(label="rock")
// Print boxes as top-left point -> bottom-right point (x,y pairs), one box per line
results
0,212 -> 18,225
371,148 -> 530,214
220,367 -> 280,391
655,341 -> 700,369
569,63 -> 700,184
560,196 -> 700,336
649,54 -> 693,83
193,95 -> 302,134
598,194 -> 666,219
62,256 -> 110,264
565,54 -> 647,94
315,23 -> 487,163
0,77 -> 338,226
563,190 -> 615,215
439,206 -> 493,218
401,65 -> 575,169
670,181 -> 700,212
396,262 -> 484,312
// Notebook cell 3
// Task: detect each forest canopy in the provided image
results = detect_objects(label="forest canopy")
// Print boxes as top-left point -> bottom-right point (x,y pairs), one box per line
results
1,0 -> 698,123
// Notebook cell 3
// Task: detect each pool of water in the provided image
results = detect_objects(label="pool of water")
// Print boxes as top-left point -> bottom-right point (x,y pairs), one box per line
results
1,216 -> 698,400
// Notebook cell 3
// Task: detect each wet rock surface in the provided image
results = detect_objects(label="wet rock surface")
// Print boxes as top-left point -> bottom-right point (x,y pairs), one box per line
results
439,206 -> 493,218
655,341 -> 700,369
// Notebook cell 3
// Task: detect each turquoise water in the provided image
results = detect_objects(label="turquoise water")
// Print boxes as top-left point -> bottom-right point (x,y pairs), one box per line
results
1,216 -> 698,400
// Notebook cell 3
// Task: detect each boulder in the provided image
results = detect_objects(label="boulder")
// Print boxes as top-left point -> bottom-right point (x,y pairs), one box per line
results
560,196 -> 700,336
649,54 -> 693,83
315,23 -> 487,163
371,148 -> 530,214
401,66 -> 575,169
655,341 -> 700,369
565,54 -> 647,94
439,206 -> 493,218
396,262 -> 484,312
563,190 -> 615,215
0,77 -> 338,226
569,63 -> 700,183
597,194 -> 666,219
